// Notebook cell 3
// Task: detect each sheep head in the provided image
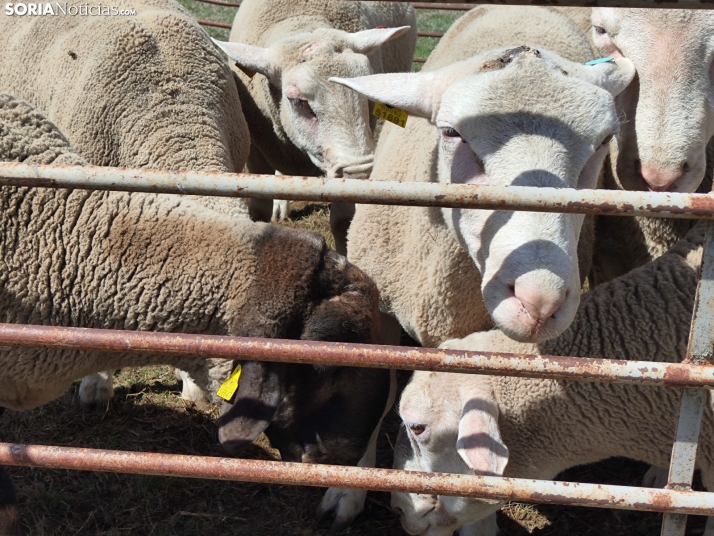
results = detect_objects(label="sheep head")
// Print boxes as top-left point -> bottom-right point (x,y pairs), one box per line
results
592,8 -> 714,193
331,47 -> 635,342
212,26 -> 410,179
392,370 -> 506,536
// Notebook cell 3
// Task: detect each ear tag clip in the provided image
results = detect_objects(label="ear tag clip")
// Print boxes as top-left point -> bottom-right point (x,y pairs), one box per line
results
585,57 -> 615,66
373,101 -> 408,128
216,364 -> 242,401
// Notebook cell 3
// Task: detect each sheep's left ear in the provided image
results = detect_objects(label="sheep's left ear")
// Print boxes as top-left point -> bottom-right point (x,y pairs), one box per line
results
331,71 -> 438,119
212,38 -> 281,84
345,26 -> 412,55
572,57 -> 636,97
456,390 -> 509,476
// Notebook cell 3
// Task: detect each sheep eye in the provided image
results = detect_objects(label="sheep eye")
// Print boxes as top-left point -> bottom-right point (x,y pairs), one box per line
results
593,26 -> 607,36
409,423 -> 426,436
601,134 -> 614,146
440,127 -> 463,141
289,97 -> 316,118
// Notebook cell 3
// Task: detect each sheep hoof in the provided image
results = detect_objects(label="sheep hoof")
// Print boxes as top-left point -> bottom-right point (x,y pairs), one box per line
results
176,369 -> 212,410
642,465 -> 669,489
273,200 -> 290,221
316,487 -> 366,533
78,371 -> 115,410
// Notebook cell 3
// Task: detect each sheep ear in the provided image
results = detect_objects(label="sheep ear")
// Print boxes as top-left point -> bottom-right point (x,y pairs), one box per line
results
212,38 -> 280,83
456,391 -> 509,476
216,361 -> 282,453
574,57 -> 636,97
330,71 -> 438,119
345,26 -> 412,55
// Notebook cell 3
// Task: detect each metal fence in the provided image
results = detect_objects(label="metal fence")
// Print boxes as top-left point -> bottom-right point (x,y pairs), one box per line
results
2,2 -> 714,535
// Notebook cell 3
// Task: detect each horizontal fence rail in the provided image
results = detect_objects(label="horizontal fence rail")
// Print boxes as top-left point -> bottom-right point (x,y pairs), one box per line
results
0,323 -> 712,388
1,443 -> 712,515
2,162 -> 714,219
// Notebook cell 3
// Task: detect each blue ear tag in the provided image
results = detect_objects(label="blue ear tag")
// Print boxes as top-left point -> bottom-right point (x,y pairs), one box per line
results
585,57 -> 616,66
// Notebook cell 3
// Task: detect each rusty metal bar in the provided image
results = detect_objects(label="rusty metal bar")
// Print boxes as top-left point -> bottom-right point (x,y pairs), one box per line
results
661,220 -> 714,535
412,2 -> 474,9
190,0 -> 477,10
1,323 -> 713,388
3,162 -> 714,219
364,0 -> 714,8
198,19 -> 232,29
1,443 -> 712,515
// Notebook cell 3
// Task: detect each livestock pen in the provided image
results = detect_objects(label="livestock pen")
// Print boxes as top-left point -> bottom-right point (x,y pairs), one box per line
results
1,1 -> 714,535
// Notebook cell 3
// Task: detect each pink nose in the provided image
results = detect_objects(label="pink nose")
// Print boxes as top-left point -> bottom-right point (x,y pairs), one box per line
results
513,285 -> 567,328
640,164 -> 685,192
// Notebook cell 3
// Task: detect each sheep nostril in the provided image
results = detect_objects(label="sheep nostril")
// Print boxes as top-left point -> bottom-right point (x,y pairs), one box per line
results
683,162 -> 691,174
391,504 -> 403,515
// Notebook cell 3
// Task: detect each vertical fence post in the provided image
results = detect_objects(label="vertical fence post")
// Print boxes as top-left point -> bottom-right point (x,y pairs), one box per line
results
661,220 -> 714,536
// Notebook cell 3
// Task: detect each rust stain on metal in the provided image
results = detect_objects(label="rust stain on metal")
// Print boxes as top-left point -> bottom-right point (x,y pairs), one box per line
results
1,323 -> 714,388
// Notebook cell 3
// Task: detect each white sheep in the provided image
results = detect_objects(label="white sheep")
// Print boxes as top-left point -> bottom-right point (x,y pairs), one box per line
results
333,5 -> 635,346
0,0 -> 256,408
392,222 -> 712,536
211,0 -> 416,254
0,93 -> 391,533
588,8 -> 714,283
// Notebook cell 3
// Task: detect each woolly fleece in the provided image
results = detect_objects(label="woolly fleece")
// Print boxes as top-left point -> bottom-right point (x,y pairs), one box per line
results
0,94 -> 374,412
0,0 -> 251,218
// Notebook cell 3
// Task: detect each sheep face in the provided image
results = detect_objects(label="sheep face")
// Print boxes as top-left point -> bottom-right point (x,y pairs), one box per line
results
392,372 -> 505,536
591,8 -> 714,193
212,27 -> 409,179
331,47 -> 634,342
216,241 -> 390,466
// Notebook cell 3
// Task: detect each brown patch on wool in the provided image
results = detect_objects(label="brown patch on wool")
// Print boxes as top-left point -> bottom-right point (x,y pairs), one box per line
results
480,45 -> 541,72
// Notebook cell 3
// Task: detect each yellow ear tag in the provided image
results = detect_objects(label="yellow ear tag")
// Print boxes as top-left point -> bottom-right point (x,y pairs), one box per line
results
216,364 -> 242,401
373,101 -> 408,128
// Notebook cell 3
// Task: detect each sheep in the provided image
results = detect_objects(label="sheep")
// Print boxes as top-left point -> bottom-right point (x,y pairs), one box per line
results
0,0 -> 256,407
0,93 -> 391,533
391,221 -> 712,536
211,0 -> 417,254
588,8 -> 714,284
333,5 -> 635,347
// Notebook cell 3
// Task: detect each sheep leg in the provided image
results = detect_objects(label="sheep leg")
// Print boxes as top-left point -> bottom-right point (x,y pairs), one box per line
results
271,172 -> 291,221
316,368 -> 398,532
246,146 -> 275,223
174,368 -> 211,410
329,202 -> 355,256
641,465 -> 669,488
78,370 -> 115,409
0,465 -> 18,536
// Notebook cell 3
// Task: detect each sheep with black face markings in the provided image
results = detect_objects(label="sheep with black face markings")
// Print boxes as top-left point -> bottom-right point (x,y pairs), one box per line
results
0,93 -> 390,534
